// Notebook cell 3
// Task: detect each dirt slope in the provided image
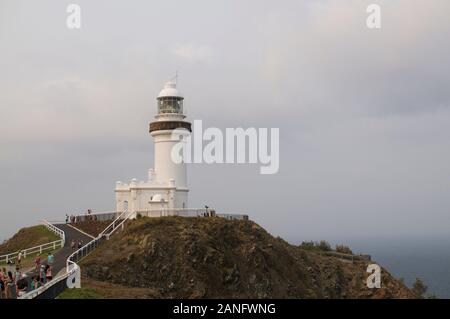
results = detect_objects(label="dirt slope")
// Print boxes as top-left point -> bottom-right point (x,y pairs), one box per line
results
69,220 -> 111,237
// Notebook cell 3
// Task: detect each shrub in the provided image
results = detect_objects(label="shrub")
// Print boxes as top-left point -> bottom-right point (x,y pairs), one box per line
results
335,245 -> 353,255
318,240 -> 331,251
412,278 -> 428,298
299,241 -> 316,250
299,240 -> 332,252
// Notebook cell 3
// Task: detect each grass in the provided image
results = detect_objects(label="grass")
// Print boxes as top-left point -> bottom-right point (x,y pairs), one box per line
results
0,225 -> 62,272
69,220 -> 112,237
57,288 -> 103,299
0,247 -> 61,270
0,225 -> 60,255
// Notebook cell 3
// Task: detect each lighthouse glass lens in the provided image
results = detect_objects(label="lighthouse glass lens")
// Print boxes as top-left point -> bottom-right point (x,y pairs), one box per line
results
158,97 -> 182,114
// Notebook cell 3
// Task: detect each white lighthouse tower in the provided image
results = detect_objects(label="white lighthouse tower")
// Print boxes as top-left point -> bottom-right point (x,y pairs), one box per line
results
115,80 -> 191,214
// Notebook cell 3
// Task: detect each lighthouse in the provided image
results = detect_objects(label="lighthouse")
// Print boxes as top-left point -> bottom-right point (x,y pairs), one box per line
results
115,80 -> 191,214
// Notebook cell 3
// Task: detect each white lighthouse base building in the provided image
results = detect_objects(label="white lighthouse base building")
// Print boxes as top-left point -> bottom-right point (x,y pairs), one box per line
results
115,171 -> 188,214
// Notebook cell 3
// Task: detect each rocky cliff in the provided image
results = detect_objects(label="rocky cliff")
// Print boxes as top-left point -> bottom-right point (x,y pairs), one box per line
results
79,216 -> 415,299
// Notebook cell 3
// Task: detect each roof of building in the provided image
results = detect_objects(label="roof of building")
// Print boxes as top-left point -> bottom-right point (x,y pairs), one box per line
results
157,81 -> 183,99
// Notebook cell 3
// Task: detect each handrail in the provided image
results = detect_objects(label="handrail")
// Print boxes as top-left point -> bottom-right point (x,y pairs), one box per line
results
0,220 -> 65,264
20,210 -> 134,299
99,209 -> 133,239
65,210 -> 133,272
136,209 -> 249,220
68,211 -> 121,223
18,263 -> 79,299
41,220 -> 65,245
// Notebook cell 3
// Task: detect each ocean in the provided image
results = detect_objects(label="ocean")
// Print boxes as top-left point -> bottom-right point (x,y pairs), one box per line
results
289,236 -> 450,299
347,237 -> 450,298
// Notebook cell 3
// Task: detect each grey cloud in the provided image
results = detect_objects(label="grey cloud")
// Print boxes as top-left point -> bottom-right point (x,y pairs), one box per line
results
1,0 -> 450,242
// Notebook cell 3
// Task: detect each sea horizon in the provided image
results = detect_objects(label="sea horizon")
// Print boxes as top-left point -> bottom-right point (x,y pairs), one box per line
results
288,235 -> 450,299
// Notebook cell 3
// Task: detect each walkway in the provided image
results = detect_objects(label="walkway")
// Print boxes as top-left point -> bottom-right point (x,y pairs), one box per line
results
25,224 -> 92,277
52,224 -> 92,275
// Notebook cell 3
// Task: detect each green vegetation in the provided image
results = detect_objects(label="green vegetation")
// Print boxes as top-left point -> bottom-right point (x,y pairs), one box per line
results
0,225 -> 60,255
335,244 -> 353,255
0,248 -> 60,269
69,220 -> 111,237
406,277 -> 437,299
57,288 -> 103,299
299,242 -> 354,255
299,240 -> 332,252
411,277 -> 428,298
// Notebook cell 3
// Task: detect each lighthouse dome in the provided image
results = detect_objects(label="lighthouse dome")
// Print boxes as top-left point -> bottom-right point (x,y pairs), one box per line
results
157,81 -> 183,99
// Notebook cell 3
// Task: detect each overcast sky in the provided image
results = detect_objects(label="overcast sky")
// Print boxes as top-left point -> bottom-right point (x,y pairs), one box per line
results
1,0 -> 450,243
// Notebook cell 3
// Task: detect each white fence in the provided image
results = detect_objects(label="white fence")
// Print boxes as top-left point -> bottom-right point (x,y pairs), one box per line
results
41,220 -> 65,244
69,211 -> 120,223
18,263 -> 81,299
66,209 -> 133,271
216,213 -> 249,221
0,220 -> 65,265
16,208 -> 248,299
136,208 -> 249,220
19,210 -> 133,299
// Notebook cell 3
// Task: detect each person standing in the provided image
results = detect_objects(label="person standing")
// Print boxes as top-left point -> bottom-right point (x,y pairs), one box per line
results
17,251 -> 22,266
5,271 -> 17,299
31,275 -> 41,291
0,268 -> 5,299
47,252 -> 54,265
14,266 -> 21,285
16,275 -> 29,297
34,255 -> 41,272
39,265 -> 46,285
45,265 -> 52,282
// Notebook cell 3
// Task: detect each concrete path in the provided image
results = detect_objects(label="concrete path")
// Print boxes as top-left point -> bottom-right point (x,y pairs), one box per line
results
51,224 -> 92,275
25,224 -> 92,278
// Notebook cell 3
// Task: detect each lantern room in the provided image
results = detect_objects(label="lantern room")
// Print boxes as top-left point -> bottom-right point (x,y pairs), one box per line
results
157,81 -> 184,115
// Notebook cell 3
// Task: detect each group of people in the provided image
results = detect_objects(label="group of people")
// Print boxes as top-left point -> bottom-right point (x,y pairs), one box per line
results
71,239 -> 84,251
0,252 -> 53,299
66,209 -> 97,224
202,206 -> 215,217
